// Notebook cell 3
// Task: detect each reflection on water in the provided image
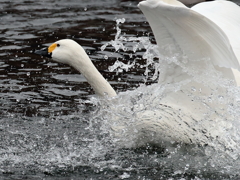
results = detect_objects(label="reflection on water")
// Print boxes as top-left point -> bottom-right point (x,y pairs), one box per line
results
1,0 -> 240,179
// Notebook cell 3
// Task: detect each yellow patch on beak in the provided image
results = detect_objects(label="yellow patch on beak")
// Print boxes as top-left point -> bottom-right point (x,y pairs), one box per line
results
48,43 -> 57,53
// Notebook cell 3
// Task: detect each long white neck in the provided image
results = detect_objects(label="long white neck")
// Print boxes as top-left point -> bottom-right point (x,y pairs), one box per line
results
69,46 -> 117,97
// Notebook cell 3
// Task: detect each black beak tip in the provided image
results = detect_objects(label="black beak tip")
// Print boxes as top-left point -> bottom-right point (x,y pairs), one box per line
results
34,49 -> 43,55
34,47 -> 52,58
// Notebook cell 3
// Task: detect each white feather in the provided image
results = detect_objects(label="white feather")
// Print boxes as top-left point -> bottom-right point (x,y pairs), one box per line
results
138,0 -> 240,85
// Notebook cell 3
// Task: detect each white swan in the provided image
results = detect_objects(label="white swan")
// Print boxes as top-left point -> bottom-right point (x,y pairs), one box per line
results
35,0 -> 240,147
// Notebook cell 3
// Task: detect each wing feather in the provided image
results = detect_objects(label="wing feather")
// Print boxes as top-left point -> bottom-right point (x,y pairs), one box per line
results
138,0 -> 240,84
192,0 -> 240,64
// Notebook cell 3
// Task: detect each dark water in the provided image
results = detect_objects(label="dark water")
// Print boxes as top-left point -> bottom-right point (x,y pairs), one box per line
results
0,0 -> 151,117
1,0 -> 240,179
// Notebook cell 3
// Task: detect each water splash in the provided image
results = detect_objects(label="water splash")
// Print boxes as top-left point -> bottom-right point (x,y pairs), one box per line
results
98,18 -> 240,177
101,18 -> 160,82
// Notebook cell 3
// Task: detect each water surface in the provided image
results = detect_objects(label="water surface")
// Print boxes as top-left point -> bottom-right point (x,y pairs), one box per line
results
1,0 -> 240,179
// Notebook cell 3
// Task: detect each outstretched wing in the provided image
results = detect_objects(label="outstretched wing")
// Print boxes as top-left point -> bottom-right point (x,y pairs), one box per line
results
192,0 -> 240,64
138,0 -> 240,83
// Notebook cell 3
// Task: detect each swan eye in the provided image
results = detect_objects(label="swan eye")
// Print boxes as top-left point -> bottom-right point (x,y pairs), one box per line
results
57,44 -> 60,47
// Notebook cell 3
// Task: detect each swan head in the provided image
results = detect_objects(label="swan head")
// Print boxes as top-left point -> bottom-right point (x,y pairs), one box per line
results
35,39 -> 86,66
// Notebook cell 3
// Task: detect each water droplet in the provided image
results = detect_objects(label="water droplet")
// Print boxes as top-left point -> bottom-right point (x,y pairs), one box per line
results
218,95 -> 224,100
116,18 -> 125,24
208,96 -> 212,102
84,7 -> 87,11
104,55 -> 108,60
184,164 -> 189,171
191,86 -> 196,92
119,172 -> 130,179
26,72 -> 30,76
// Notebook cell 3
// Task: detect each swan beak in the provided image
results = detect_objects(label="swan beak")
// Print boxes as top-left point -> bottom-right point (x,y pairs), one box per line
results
35,47 -> 52,58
